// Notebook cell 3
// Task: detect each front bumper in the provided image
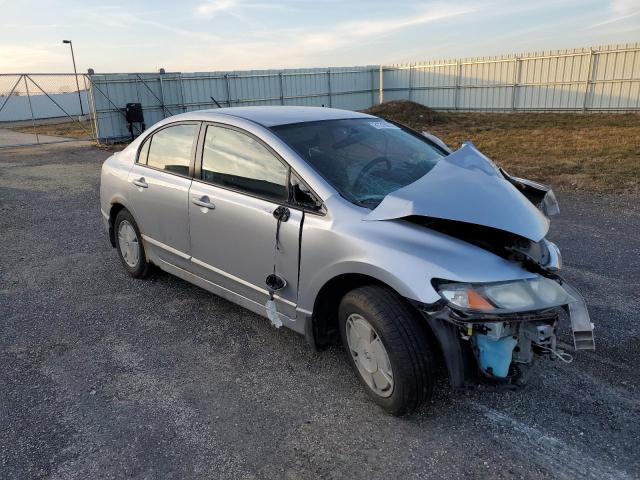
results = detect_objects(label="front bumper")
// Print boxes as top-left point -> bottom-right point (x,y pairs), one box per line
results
416,278 -> 594,390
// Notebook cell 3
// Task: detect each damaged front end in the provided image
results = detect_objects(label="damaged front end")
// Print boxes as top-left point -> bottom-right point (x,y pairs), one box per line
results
417,275 -> 593,390
368,142 -> 595,390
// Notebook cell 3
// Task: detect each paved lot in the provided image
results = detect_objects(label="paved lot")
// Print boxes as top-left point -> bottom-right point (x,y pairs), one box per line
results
1,143 -> 639,479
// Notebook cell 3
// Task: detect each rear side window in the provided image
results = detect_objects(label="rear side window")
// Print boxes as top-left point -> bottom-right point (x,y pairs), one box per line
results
201,125 -> 288,202
141,124 -> 197,176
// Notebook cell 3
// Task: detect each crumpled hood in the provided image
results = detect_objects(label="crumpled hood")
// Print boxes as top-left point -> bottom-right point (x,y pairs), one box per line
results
365,143 -> 550,242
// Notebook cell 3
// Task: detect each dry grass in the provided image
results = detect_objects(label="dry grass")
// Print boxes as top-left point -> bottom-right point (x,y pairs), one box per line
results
365,101 -> 640,193
9,120 -> 93,140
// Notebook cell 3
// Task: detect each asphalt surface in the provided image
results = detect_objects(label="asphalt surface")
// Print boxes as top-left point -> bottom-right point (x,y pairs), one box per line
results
1,143 -> 639,479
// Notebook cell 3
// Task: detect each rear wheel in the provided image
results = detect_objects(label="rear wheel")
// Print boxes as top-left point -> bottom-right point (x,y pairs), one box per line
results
339,285 -> 435,415
114,209 -> 150,278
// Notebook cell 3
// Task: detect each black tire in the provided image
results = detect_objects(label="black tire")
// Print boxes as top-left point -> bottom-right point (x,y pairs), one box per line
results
339,285 -> 435,415
114,209 -> 150,279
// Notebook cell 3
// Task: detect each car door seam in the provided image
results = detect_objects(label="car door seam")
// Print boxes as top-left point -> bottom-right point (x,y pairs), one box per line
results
190,256 -> 297,308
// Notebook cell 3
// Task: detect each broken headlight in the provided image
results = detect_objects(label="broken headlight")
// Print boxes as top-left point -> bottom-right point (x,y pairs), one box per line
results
436,276 -> 573,314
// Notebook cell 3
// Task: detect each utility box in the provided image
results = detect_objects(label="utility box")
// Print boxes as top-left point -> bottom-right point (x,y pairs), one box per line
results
125,103 -> 144,124
124,103 -> 145,140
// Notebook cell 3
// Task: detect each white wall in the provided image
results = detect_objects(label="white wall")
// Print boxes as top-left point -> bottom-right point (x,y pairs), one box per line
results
0,91 -> 89,122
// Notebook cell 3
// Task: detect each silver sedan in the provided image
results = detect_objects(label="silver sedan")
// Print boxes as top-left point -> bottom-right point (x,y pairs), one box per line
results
100,106 -> 594,415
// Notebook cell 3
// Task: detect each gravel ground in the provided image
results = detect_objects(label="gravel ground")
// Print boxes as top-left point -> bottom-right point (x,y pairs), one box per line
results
1,143 -> 639,479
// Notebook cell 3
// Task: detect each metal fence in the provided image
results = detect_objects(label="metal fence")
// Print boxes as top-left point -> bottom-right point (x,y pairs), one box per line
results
0,74 -> 95,148
88,66 -> 378,142
1,42 -> 638,146
382,43 -> 640,111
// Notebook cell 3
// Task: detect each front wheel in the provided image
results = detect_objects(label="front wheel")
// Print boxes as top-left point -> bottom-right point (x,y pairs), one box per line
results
339,285 -> 435,415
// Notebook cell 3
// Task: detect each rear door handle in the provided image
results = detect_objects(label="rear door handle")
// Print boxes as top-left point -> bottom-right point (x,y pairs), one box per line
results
133,177 -> 148,188
192,196 -> 216,210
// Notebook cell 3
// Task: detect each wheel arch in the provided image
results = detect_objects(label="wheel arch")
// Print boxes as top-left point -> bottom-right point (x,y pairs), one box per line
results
107,198 -> 134,247
306,272 -> 434,351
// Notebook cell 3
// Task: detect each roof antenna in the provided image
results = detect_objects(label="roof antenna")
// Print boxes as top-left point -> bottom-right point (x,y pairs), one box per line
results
210,96 -> 222,108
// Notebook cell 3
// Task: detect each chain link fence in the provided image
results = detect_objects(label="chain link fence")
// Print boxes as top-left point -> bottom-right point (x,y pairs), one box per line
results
0,74 -> 96,148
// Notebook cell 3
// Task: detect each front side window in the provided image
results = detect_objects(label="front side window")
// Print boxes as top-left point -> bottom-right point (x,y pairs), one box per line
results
201,125 -> 288,202
143,124 -> 197,176
271,118 -> 446,208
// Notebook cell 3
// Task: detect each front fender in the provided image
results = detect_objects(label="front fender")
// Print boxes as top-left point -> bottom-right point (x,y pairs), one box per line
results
297,203 -> 536,314
300,260 -> 419,315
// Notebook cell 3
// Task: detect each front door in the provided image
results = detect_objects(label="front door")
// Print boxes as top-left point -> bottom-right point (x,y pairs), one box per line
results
188,124 -> 301,319
127,122 -> 199,268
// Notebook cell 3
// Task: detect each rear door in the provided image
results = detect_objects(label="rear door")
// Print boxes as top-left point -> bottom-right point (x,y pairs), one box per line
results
127,122 -> 200,268
188,123 -> 301,319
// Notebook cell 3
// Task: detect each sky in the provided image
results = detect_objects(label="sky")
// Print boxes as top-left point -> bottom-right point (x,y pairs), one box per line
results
0,0 -> 639,73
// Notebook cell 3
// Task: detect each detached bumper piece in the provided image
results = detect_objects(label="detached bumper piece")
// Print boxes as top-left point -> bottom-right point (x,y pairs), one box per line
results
561,281 -> 596,351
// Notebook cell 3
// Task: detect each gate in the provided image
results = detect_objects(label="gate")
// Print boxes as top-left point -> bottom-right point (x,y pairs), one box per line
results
0,74 -> 97,148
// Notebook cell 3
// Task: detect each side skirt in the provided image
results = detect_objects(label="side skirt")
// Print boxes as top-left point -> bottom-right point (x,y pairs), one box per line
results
155,257 -> 305,335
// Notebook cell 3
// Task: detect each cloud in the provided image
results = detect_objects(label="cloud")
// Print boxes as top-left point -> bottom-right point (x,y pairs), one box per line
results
610,0 -> 640,15
194,0 -> 285,19
177,2 -> 479,70
338,4 -> 478,38
287,3 -> 477,56
0,44 -> 67,72
86,7 -> 219,42
588,0 -> 640,27
195,0 -> 238,18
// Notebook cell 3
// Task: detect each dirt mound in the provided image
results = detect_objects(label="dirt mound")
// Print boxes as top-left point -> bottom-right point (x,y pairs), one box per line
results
363,100 -> 445,127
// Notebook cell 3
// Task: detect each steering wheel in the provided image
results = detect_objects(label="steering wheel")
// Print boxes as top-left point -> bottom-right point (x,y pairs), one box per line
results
352,156 -> 391,193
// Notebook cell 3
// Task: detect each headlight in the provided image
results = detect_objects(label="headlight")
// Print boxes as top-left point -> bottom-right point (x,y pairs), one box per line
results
437,276 -> 573,314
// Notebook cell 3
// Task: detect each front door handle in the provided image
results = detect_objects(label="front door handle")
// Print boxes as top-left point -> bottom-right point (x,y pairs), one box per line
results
192,196 -> 216,210
133,177 -> 148,188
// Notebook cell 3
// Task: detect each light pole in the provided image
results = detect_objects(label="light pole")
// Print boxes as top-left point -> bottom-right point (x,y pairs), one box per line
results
62,40 -> 84,116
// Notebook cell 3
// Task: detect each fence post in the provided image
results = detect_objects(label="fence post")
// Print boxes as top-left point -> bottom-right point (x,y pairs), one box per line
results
378,65 -> 384,104
85,74 -> 99,141
327,69 -> 332,107
408,63 -> 413,101
454,60 -> 461,110
512,56 -> 521,111
279,72 -> 285,105
178,74 -> 187,112
23,75 -> 39,144
583,48 -> 595,111
225,73 -> 232,107
158,74 -> 166,118
370,68 -> 375,107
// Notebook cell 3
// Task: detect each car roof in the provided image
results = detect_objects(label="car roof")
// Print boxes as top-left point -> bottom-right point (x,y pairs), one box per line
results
176,106 -> 376,127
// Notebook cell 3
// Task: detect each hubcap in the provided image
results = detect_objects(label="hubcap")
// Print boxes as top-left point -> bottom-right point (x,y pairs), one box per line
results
117,220 -> 140,268
346,313 -> 394,398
